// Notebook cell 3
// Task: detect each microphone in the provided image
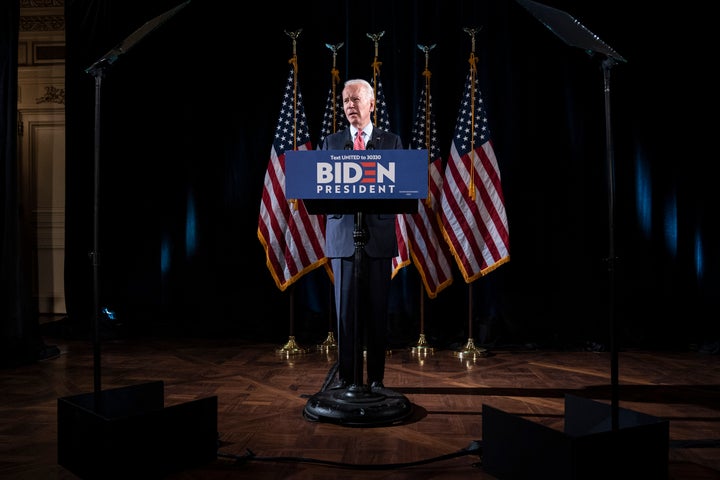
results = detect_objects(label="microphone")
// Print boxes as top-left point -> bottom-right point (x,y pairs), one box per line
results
365,140 -> 375,150
344,141 -> 353,150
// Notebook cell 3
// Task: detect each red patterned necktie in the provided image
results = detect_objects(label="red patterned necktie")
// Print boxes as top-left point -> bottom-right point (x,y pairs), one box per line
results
354,129 -> 365,150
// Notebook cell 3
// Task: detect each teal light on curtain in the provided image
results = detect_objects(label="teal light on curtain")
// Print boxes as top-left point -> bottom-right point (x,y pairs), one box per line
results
185,189 -> 196,259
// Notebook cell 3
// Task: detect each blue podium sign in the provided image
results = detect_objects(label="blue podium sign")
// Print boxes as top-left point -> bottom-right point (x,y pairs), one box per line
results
286,150 -> 428,200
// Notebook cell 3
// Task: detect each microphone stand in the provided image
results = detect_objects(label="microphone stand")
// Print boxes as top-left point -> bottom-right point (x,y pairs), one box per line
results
350,211 -> 366,389
350,140 -> 373,390
303,140 -> 412,426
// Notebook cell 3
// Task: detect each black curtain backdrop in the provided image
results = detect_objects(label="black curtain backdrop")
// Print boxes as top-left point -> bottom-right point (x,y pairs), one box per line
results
47,0 -> 717,350
0,0 -> 30,366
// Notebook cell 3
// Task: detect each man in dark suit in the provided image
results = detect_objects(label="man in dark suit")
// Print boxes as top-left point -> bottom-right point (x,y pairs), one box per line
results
321,78 -> 403,392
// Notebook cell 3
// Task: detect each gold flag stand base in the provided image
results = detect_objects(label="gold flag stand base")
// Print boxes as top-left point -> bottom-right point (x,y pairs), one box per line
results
317,331 -> 337,353
276,336 -> 309,355
410,333 -> 435,356
453,337 -> 488,359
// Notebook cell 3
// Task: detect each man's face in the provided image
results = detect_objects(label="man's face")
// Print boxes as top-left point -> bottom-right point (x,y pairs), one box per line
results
342,84 -> 374,128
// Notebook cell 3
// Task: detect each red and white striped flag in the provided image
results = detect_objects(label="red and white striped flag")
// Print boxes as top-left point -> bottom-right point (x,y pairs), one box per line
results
257,68 -> 328,291
315,73 -> 344,283
317,86 -> 342,150
440,62 -> 510,282
371,73 -> 392,132
392,213 -> 411,275
369,71 -> 412,276
396,84 -> 454,298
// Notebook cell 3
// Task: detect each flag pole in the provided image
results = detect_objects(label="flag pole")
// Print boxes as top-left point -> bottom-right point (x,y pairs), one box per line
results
277,284 -> 309,356
327,42 -> 343,134
276,28 -> 308,356
411,44 -> 437,358
365,31 -> 394,358
367,31 -> 384,127
317,42 -> 344,354
453,27 -> 488,360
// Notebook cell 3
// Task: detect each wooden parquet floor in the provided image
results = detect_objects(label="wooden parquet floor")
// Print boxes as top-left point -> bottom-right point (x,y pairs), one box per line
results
1,331 -> 719,479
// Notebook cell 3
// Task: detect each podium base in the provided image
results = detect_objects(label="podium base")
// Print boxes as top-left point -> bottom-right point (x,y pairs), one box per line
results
57,381 -> 218,479
482,394 -> 669,479
303,384 -> 413,427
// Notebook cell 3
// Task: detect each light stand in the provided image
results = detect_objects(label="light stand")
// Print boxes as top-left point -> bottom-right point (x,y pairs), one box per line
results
480,2 -> 669,478
58,4 -> 217,478
516,0 -> 627,426
83,0 -> 192,405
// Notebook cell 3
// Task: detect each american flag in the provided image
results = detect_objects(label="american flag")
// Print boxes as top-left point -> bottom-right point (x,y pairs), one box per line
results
369,73 -> 410,275
316,79 -> 343,284
395,85 -> 454,298
392,212 -> 411,275
439,68 -> 510,282
257,68 -> 328,291
317,87 -> 342,149
368,73 -> 407,275
371,75 -> 392,132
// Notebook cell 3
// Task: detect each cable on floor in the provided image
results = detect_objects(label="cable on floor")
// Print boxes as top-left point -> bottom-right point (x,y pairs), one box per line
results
216,440 -> 482,470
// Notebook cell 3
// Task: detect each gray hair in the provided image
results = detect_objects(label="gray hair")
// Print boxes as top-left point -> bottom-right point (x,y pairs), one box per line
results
344,78 -> 374,100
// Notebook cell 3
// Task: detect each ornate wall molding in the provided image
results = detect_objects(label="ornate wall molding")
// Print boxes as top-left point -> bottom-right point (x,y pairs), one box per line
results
20,0 -> 64,32
20,15 -> 65,32
36,85 -> 65,105
20,0 -> 64,8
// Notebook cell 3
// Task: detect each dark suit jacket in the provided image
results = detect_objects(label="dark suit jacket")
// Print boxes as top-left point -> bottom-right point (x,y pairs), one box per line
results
321,127 -> 403,259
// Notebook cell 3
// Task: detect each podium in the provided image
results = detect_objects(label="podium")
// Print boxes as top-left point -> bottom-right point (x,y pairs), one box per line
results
288,149 -> 426,426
